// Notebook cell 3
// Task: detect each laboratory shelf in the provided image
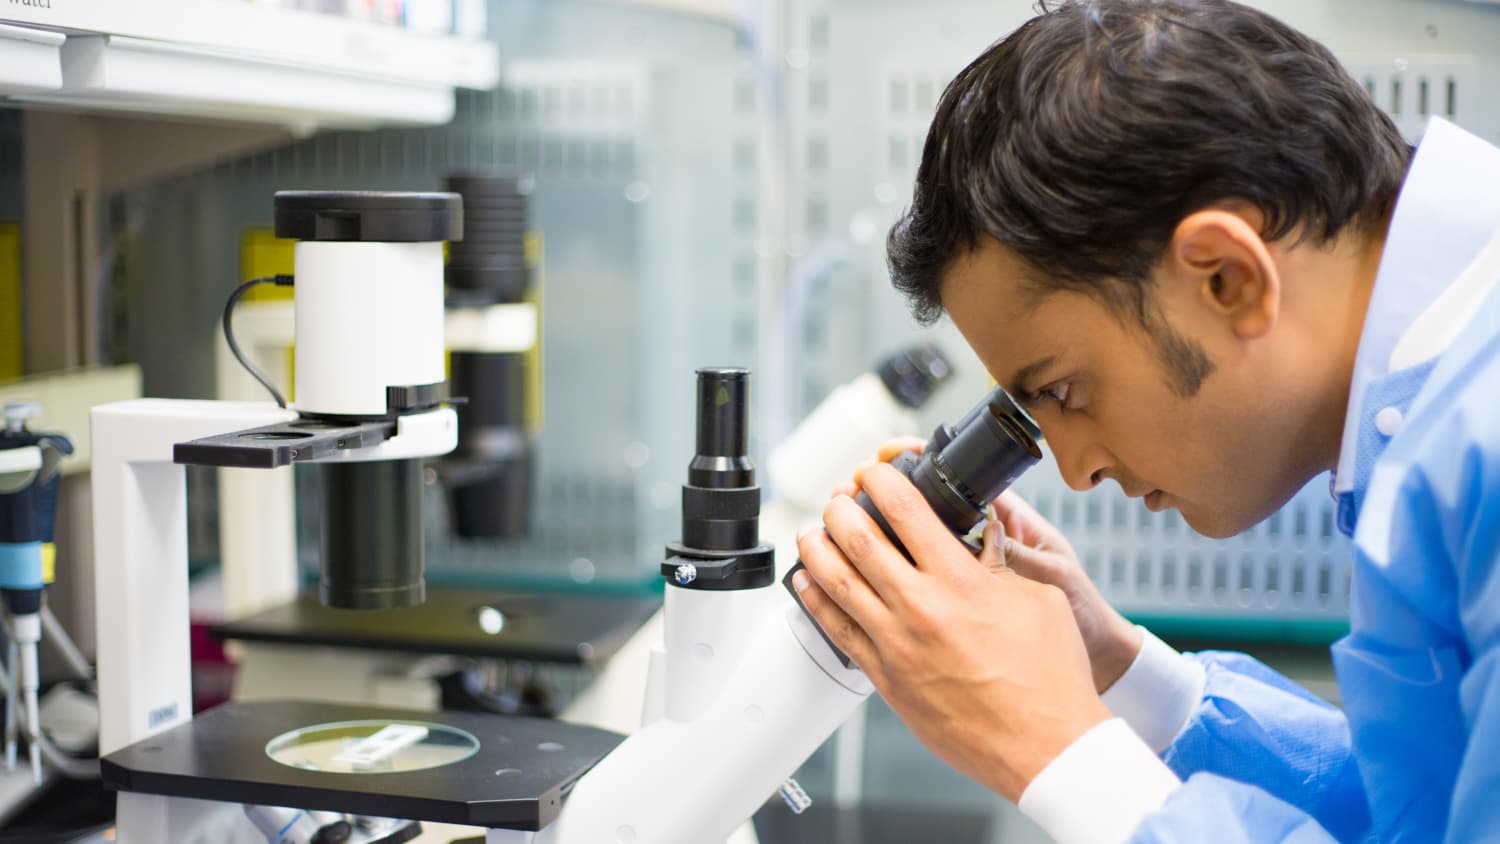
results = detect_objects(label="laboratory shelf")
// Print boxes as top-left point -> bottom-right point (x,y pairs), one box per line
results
0,24 -> 64,94
0,0 -> 498,131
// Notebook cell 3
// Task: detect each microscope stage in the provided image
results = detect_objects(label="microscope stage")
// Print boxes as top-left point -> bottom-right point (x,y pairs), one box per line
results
100,700 -> 623,830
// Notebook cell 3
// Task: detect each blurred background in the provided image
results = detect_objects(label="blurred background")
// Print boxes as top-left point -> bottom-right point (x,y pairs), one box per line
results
3,0 -> 1500,840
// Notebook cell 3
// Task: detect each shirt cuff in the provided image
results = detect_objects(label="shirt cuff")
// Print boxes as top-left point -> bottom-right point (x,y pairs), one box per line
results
1018,718 -> 1181,844
1101,626 -> 1205,753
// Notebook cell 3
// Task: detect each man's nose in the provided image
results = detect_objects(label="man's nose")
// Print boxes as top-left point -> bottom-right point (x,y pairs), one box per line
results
1051,435 -> 1114,492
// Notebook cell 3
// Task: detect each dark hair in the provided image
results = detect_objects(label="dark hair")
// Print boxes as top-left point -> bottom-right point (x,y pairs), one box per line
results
888,0 -> 1409,336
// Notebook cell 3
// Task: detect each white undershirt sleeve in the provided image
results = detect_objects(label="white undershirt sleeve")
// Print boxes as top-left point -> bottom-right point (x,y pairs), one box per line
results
1101,626 -> 1205,752
1018,718 -> 1182,844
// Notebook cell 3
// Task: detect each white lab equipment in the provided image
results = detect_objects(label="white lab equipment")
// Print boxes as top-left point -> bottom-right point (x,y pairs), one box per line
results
93,192 -> 462,842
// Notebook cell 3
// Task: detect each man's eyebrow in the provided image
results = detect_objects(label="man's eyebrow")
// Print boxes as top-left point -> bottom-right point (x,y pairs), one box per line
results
1007,355 -> 1057,398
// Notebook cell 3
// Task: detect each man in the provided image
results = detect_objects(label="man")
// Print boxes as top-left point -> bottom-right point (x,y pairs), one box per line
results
790,0 -> 1500,841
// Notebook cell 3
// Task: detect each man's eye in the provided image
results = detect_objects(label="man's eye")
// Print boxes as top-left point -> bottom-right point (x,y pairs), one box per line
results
1044,383 -> 1070,408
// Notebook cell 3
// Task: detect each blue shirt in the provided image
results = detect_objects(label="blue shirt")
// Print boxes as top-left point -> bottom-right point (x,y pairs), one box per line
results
1129,118 -> 1500,842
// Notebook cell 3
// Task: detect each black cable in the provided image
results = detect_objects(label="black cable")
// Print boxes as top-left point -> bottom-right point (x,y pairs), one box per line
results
223,274 -> 295,409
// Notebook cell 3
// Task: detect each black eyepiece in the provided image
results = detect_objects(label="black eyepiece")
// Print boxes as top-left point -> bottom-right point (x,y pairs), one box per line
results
877,343 -> 953,409
788,386 -> 1043,663
663,368 -> 774,591
786,386 -> 1044,668
690,368 -> 753,489
855,386 -> 1039,561
925,389 -> 1042,518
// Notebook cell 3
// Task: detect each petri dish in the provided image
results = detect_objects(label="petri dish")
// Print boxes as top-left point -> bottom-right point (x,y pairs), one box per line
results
266,719 -> 480,775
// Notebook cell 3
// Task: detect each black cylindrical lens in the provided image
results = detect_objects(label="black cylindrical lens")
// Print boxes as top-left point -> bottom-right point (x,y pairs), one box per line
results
449,457 -> 533,538
442,170 -> 538,538
454,352 -> 527,431
855,386 -> 1042,554
448,352 -> 534,539
789,385 -> 1042,665
320,459 -> 426,609
928,388 -> 1042,518
680,368 -> 760,551
696,368 -> 748,456
877,343 -> 953,409
445,172 -> 531,302
689,368 -> 754,489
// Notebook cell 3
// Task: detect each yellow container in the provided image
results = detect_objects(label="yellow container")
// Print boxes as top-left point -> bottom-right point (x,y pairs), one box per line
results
0,223 -> 23,380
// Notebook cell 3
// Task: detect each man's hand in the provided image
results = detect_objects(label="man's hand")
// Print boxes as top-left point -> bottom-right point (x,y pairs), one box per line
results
837,438 -> 1143,694
988,491 -> 1143,693
794,462 -> 1112,802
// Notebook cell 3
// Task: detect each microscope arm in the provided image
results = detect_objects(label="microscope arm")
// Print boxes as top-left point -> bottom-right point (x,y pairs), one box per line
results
530,594 -> 871,844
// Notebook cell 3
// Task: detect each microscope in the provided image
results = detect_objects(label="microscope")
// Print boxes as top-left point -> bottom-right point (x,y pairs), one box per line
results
488,369 -> 1042,843
91,192 -> 619,844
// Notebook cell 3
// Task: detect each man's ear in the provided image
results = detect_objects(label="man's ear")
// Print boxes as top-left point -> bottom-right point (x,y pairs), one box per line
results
1165,208 -> 1281,340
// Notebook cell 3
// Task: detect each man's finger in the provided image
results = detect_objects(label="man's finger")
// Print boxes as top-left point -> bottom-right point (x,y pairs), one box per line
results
850,438 -> 928,490
821,494 -> 921,606
789,567 -> 882,679
991,490 -> 1055,549
797,526 -> 891,630
977,517 -> 1007,573
997,532 -> 1068,587
874,436 -> 927,463
858,462 -> 972,577
850,459 -> 878,490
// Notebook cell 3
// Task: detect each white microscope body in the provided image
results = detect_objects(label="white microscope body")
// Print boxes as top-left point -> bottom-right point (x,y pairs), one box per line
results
511,353 -> 964,844
92,192 -> 462,843
522,590 -> 874,843
555,349 -> 954,843
562,347 -> 953,736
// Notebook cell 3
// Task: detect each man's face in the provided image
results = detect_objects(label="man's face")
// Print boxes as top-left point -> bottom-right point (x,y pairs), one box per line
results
942,237 -> 1313,539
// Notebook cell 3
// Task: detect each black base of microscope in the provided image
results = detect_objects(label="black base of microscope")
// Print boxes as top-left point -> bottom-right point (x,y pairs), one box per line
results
100,699 -> 622,830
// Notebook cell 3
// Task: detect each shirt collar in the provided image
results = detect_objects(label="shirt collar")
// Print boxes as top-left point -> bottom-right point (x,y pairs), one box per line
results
1333,118 -> 1500,493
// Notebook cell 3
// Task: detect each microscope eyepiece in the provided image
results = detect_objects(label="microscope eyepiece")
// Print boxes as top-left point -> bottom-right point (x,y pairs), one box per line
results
864,387 -> 1041,559
924,390 -> 1042,519
662,368 -> 775,591
690,368 -> 754,489
876,343 -> 952,409
788,386 -> 1043,663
